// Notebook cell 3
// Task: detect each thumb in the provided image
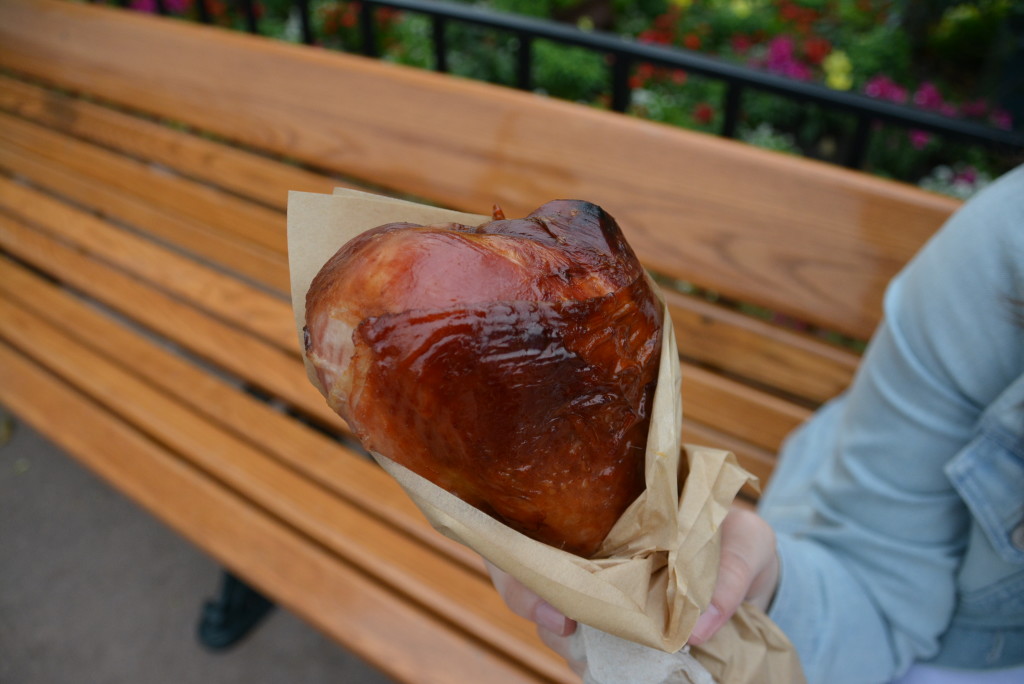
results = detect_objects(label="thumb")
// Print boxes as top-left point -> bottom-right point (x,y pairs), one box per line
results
688,507 -> 778,646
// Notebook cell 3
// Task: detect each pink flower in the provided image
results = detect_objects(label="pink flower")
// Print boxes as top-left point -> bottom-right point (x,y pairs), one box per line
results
130,0 -> 191,12
991,109 -> 1013,130
960,99 -> 989,118
955,166 -> 978,184
908,130 -> 932,149
913,82 -> 944,111
863,75 -> 908,104
762,35 -> 813,81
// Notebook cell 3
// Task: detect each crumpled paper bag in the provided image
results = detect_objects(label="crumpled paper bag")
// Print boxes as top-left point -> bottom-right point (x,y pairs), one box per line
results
287,188 -> 806,684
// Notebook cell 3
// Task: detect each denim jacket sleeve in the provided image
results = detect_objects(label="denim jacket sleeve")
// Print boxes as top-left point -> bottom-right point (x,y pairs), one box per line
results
758,165 -> 1024,684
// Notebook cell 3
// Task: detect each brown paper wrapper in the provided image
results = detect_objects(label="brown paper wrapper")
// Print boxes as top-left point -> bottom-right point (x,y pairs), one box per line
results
287,189 -> 805,683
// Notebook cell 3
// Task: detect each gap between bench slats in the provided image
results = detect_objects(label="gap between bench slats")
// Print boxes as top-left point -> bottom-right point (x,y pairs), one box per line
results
0,344 -> 563,684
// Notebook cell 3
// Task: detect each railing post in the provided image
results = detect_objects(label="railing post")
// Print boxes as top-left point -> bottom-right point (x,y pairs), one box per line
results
516,32 -> 533,91
239,0 -> 259,33
846,114 -> 872,169
433,15 -> 448,73
610,52 -> 632,113
360,2 -> 378,58
721,82 -> 743,138
296,0 -> 314,44
195,0 -> 211,24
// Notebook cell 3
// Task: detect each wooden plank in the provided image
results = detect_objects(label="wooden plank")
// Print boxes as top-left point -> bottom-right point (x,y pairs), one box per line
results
681,363 -> 809,455
682,422 -> 777,496
0,111 -> 286,255
0,138 -> 291,292
0,74 -> 344,211
0,344 -> 561,684
0,213 -> 340,429
0,295 -> 573,683
0,255 -> 481,573
666,288 -> 859,405
0,176 -> 298,354
0,0 -> 958,339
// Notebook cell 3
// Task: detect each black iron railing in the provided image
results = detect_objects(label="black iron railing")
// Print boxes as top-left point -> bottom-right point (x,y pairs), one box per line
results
116,0 -> 1024,170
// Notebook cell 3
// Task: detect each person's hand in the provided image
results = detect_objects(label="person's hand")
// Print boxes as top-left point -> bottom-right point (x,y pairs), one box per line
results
687,505 -> 780,646
485,560 -> 586,676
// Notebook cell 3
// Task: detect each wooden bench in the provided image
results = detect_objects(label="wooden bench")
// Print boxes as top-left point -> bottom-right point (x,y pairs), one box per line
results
0,0 -> 962,681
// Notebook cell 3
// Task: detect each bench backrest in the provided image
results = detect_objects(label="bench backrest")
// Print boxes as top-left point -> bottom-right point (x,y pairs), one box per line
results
0,0 -> 962,487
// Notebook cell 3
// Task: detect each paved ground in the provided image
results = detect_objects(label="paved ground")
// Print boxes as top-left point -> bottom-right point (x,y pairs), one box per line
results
0,415 -> 395,684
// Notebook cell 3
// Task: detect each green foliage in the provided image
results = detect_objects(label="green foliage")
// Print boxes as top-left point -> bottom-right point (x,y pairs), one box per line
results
532,40 -> 608,103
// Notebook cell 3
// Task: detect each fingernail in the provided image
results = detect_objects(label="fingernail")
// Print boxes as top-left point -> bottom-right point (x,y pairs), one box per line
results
535,601 -> 570,636
689,604 -> 723,645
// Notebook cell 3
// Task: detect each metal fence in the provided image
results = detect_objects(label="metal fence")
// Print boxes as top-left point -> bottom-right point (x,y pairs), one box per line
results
115,0 -> 1024,170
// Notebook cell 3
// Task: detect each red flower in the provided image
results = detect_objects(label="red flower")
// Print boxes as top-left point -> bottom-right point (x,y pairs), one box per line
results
803,36 -> 831,65
731,34 -> 753,54
683,33 -> 702,51
779,1 -> 800,21
672,69 -> 688,85
694,102 -> 714,125
908,130 -> 932,149
639,29 -> 672,45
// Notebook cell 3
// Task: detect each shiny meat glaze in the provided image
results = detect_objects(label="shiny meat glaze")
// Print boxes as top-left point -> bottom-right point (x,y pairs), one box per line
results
304,200 -> 662,557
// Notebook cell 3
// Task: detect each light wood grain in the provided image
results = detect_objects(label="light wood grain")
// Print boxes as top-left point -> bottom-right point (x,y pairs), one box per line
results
0,343 -> 567,684
0,177 -> 299,354
0,0 -> 959,339
0,74 -> 345,210
0,111 -> 286,255
0,138 -> 291,292
665,288 -> 860,405
0,213 -> 339,428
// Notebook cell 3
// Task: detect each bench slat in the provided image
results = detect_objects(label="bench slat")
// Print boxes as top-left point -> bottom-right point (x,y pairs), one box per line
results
0,342 -> 563,684
0,0 -> 957,339
0,213 -> 340,428
0,137 -> 292,292
665,288 -> 859,405
0,74 -> 344,211
0,176 -> 298,354
0,111 -> 286,255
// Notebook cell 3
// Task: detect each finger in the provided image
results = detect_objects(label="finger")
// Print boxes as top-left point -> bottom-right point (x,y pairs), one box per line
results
688,508 -> 777,646
485,560 -> 576,636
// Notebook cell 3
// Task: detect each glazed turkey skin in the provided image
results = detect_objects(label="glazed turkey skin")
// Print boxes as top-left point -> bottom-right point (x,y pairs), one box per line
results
304,199 -> 663,557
